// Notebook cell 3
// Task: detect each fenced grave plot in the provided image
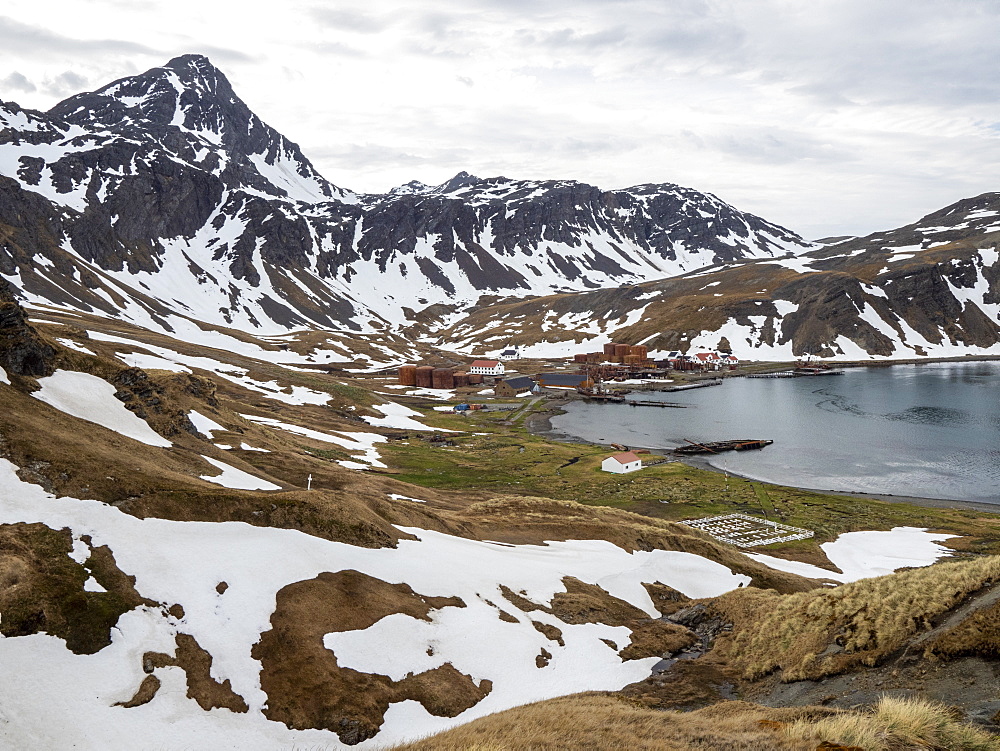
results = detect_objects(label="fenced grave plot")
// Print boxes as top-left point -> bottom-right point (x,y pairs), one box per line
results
680,513 -> 813,548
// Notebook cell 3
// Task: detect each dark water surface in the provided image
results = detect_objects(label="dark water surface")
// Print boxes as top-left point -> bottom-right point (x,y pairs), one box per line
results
550,362 -> 1000,503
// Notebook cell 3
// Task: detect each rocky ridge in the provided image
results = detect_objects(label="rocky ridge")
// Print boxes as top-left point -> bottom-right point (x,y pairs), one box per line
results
437,194 -> 1000,360
0,55 -> 806,343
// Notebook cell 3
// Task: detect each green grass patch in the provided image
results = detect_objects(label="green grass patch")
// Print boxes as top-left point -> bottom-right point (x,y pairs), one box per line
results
381,404 -> 1000,554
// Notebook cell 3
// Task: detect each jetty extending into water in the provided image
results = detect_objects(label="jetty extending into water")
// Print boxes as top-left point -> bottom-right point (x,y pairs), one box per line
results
627,400 -> 687,408
747,368 -> 845,379
674,439 -> 773,455
657,378 -> 723,391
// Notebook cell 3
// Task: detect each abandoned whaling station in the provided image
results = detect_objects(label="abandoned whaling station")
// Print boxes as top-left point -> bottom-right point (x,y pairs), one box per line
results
395,342 -> 740,395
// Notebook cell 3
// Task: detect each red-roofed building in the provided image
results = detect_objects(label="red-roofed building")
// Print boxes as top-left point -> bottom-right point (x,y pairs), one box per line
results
601,451 -> 643,474
693,352 -> 721,370
469,359 -> 505,376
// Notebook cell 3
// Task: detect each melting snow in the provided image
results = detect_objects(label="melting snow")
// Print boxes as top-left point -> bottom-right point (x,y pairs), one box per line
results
188,410 -> 226,438
31,370 -> 171,447
747,527 -> 955,582
362,402 -> 453,432
55,338 -> 96,355
388,493 -> 427,503
199,456 -> 281,491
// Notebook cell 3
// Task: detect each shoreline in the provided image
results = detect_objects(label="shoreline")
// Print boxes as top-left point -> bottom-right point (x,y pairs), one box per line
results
526,400 -> 1000,515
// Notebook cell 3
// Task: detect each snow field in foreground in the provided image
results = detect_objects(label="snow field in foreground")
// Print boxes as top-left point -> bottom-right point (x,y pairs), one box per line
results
30,370 -> 172,447
0,457 -> 957,750
0,458 -> 748,749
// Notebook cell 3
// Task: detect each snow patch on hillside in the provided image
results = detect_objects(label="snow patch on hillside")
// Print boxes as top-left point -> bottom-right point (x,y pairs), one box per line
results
31,370 -> 171,447
199,455 -> 281,491
746,527 -> 955,582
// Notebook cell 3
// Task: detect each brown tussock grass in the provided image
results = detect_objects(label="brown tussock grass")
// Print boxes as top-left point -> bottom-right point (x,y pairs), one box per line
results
925,599 -> 1000,660
388,694 -> 999,751
389,694 -> 831,750
786,695 -> 1000,751
712,555 -> 1000,681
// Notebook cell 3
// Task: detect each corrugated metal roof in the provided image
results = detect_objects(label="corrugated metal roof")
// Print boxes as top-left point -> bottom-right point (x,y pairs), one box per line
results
500,376 -> 536,390
609,451 -> 642,464
535,373 -> 589,387
470,360 -> 500,367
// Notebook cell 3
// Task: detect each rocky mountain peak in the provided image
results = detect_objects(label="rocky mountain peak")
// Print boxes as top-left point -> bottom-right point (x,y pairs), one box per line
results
47,54 -> 352,205
436,171 -> 482,194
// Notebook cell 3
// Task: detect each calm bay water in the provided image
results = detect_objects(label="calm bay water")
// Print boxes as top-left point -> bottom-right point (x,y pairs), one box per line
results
549,362 -> 1000,503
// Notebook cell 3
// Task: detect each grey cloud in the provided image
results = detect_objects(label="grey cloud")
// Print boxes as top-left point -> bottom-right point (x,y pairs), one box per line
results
0,16 -> 159,56
312,41 -> 369,59
189,45 -> 256,64
456,76 -> 474,87
309,8 -> 392,33
515,25 -> 629,51
709,128 -> 853,166
1,71 -> 36,93
43,70 -> 90,97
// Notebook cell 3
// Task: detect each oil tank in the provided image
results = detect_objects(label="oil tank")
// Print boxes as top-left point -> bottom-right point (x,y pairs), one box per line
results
574,353 -> 589,364
587,353 -> 602,363
610,356 -> 622,364
415,366 -> 435,388
624,354 -> 641,366
453,371 -> 470,388
629,345 -> 648,358
603,343 -> 618,358
398,365 -> 417,386
432,368 -> 455,389
468,373 -> 483,385
614,344 -> 629,358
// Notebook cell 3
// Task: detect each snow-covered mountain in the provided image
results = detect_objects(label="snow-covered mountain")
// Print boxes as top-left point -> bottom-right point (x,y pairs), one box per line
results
439,194 -> 1000,360
0,55 -> 808,337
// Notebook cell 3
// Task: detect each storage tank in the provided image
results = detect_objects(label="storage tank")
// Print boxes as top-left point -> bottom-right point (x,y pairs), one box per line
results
398,365 -> 417,386
587,353 -> 602,363
415,366 -> 435,388
453,371 -> 470,388
574,353 -> 589,364
624,354 -> 641,366
603,343 -> 618,358
610,355 -> 622,364
468,373 -> 483,385
432,368 -> 455,389
614,344 -> 630,358
629,345 -> 648,358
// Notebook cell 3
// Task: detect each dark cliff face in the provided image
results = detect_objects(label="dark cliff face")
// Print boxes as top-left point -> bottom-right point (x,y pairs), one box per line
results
0,277 -> 56,378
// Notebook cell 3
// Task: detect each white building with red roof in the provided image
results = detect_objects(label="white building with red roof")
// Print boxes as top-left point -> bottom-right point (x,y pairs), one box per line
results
601,451 -> 643,474
469,359 -> 505,376
693,352 -> 721,370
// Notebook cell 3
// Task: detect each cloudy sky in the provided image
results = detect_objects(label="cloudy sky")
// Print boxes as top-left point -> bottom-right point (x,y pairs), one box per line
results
1,0 -> 998,238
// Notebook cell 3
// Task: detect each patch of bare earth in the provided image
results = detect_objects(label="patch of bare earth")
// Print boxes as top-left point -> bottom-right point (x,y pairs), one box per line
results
501,577 -> 697,661
253,570 -> 491,745
0,523 -> 153,654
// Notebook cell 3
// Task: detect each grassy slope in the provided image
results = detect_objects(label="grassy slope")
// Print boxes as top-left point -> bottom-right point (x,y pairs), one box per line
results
382,400 -> 1000,562
389,694 -> 999,751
